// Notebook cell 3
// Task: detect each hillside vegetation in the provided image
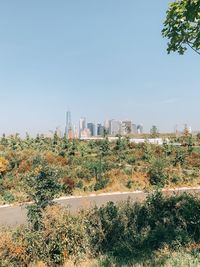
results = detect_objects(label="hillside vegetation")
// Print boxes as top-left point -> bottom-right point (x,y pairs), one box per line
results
0,133 -> 200,204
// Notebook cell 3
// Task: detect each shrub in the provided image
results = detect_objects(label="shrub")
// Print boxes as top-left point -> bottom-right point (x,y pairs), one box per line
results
0,206 -> 89,267
25,164 -> 61,230
2,191 -> 15,203
127,156 -> 136,165
76,180 -> 84,189
126,179 -> 134,189
148,159 -> 167,187
171,175 -> 182,184
94,178 -> 109,191
86,192 -> 200,260
62,177 -> 75,194
142,142 -> 153,162
0,157 -> 9,176
173,147 -> 186,166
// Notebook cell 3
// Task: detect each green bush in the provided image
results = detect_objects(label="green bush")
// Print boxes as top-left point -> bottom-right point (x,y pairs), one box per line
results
171,175 -> 182,184
174,147 -> 186,166
94,178 -> 109,191
2,191 -> 15,203
76,180 -> 84,189
126,179 -> 134,189
86,192 -> 200,261
26,164 -> 61,230
127,156 -> 136,165
148,159 -> 167,187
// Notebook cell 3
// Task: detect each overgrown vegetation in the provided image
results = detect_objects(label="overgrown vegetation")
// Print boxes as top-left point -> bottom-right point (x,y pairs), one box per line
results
0,133 -> 200,204
0,192 -> 199,266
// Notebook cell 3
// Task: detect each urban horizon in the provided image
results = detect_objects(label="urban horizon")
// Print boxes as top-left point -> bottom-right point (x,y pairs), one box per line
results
0,109 -> 194,138
54,110 -> 194,139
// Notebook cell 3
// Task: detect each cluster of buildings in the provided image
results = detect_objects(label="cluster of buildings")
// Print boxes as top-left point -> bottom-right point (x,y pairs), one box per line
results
50,111 -> 193,141
65,111 -> 143,139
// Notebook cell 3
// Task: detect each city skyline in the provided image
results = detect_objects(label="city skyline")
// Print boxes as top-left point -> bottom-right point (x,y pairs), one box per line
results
62,110 -> 191,139
0,108 -> 194,137
0,0 -> 199,135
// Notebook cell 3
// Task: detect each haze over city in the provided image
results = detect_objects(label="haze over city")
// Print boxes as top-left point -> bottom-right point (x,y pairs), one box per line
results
0,0 -> 199,135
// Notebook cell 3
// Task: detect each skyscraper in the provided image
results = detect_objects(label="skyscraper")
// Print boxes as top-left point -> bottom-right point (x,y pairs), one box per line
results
110,120 -> 121,136
97,123 -> 104,136
87,122 -> 97,137
104,119 -> 111,135
79,117 -> 86,137
65,110 -> 73,138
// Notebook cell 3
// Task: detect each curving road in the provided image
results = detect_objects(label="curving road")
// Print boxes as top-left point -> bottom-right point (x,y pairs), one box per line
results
0,187 -> 200,228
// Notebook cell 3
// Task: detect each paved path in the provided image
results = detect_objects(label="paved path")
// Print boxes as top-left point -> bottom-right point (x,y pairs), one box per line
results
0,187 -> 200,228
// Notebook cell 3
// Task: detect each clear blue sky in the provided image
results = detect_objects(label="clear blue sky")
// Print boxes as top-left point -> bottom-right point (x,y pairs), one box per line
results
0,0 -> 199,135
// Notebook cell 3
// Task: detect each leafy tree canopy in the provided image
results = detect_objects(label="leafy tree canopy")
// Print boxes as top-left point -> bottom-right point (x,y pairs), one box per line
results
162,0 -> 200,55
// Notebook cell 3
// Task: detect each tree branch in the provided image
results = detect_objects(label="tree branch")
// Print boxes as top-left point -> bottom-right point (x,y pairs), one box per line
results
187,42 -> 200,55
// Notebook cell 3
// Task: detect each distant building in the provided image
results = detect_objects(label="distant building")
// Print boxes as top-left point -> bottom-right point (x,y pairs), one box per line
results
104,120 -> 111,135
137,124 -> 143,134
79,117 -> 86,137
92,122 -> 97,136
87,122 -> 97,137
121,121 -> 132,135
131,124 -> 137,134
80,128 -> 91,138
110,120 -> 121,136
68,129 -> 74,139
55,127 -> 62,138
73,125 -> 79,139
65,111 -> 73,138
97,123 -> 104,136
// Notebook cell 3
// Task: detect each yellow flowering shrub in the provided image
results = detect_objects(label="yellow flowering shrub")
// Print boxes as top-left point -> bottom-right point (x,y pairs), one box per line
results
0,157 -> 9,174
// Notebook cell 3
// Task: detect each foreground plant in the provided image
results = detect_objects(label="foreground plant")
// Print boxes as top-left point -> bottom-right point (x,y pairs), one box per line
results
0,192 -> 199,266
26,162 -> 60,230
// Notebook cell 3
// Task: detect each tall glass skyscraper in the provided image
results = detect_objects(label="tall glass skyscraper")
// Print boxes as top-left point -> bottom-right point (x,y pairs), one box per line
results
79,117 -> 86,137
87,122 -> 97,137
65,110 -> 73,138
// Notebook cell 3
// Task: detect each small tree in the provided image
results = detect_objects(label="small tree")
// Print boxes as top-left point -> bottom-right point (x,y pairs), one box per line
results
53,131 -> 59,146
148,159 -> 167,187
163,139 -> 172,156
187,136 -> 194,154
150,125 -> 159,138
68,140 -> 77,157
0,133 -> 8,146
174,147 -> 186,166
143,141 -> 153,162
99,137 -> 110,157
26,164 -> 60,230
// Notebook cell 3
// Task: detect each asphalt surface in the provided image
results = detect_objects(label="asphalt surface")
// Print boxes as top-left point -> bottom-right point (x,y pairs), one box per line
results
0,187 -> 199,228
